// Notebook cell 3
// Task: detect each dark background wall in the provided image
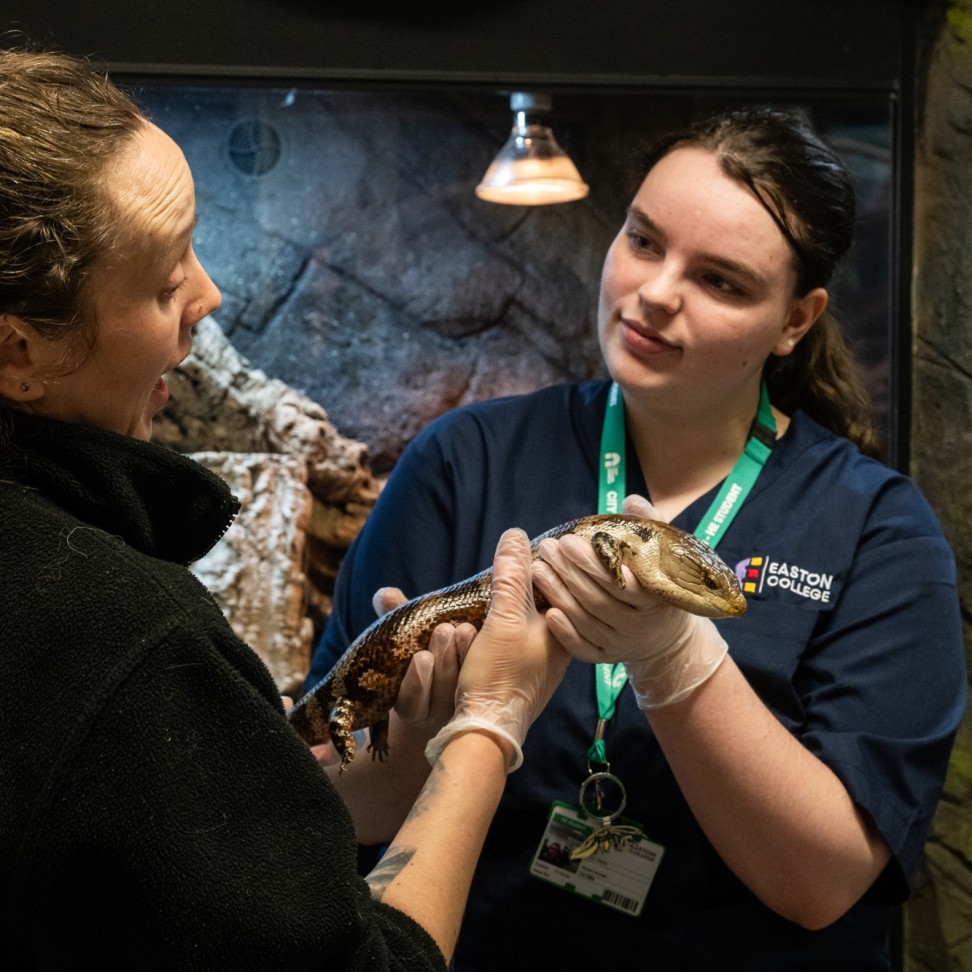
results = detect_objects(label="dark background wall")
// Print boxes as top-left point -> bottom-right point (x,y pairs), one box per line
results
4,0 -> 910,89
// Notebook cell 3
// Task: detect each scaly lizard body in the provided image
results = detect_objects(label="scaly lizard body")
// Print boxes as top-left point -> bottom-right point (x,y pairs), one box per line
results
287,514 -> 746,768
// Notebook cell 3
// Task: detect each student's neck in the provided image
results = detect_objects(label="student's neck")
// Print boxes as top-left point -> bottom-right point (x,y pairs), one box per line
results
624,389 -> 777,523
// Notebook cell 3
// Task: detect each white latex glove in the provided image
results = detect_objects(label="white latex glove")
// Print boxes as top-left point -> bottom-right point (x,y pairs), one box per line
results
532,494 -> 728,709
425,528 -> 570,771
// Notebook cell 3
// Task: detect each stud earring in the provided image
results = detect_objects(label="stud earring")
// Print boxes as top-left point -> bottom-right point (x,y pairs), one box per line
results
20,382 -> 29,393
786,338 -> 796,348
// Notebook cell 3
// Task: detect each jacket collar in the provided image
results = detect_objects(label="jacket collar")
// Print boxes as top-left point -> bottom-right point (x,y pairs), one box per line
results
1,411 -> 239,565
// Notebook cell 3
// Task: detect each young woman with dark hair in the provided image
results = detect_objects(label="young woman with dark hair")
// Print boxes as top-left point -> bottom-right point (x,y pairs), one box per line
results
308,106 -> 966,971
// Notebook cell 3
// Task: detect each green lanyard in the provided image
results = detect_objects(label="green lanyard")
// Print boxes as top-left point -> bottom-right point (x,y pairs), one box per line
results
695,383 -> 776,544
597,380 -> 627,516
588,381 -> 776,768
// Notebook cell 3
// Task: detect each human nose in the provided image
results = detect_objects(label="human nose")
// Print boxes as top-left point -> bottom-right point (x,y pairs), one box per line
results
183,251 -> 222,327
637,260 -> 682,315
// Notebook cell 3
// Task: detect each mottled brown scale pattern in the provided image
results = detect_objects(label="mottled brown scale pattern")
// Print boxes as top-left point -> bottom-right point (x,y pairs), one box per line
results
287,514 -> 746,769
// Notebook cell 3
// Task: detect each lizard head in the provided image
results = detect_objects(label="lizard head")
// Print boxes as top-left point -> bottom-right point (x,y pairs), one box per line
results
651,525 -> 747,618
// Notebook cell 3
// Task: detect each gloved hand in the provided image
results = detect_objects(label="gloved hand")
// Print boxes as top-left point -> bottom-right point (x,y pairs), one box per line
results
533,494 -> 728,709
425,528 -> 570,771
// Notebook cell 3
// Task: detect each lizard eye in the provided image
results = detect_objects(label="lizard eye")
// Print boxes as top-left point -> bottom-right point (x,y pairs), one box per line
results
703,575 -> 719,590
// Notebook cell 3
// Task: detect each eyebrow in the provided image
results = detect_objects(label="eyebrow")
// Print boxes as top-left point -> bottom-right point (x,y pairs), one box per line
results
160,211 -> 198,264
177,211 -> 199,248
627,205 -> 769,290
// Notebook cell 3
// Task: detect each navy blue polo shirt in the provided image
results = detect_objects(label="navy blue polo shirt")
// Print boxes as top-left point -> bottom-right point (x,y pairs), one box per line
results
308,380 -> 965,972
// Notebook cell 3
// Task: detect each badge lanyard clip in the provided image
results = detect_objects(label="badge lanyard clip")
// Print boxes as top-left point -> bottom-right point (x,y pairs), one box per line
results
575,664 -> 635,858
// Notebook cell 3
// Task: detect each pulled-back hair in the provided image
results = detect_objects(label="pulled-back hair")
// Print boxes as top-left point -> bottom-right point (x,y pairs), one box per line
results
0,48 -> 144,341
637,106 -> 879,457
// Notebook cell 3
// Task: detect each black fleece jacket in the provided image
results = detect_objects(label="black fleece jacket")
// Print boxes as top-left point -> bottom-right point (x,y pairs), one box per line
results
0,412 -> 445,971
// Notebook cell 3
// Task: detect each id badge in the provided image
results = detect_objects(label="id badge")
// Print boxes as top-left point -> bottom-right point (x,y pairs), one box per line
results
529,801 -> 664,917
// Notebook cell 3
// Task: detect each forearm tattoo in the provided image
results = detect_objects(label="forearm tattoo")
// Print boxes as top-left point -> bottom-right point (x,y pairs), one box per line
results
366,848 -> 416,901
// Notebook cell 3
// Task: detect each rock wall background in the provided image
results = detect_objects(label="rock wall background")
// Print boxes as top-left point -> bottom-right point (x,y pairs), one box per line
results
909,2 -> 972,968
139,85 -> 896,470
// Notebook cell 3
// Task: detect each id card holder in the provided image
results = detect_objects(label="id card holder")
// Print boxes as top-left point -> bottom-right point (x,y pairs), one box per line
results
529,801 -> 664,917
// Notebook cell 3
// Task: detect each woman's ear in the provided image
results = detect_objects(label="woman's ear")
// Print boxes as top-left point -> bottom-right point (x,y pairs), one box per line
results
0,315 -> 47,401
774,287 -> 828,357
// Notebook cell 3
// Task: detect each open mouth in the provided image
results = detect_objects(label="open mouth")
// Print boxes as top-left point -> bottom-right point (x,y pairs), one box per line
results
151,374 -> 170,408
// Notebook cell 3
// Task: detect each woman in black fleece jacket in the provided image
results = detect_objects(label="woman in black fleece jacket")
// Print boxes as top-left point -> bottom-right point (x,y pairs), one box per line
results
0,48 -> 568,970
